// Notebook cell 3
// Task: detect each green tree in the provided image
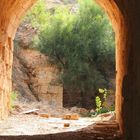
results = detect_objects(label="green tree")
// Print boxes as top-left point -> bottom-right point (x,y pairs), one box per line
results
24,0 -> 115,108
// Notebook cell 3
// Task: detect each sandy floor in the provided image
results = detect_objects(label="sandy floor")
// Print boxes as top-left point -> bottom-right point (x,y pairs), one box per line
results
0,101 -> 114,136
0,115 -> 97,136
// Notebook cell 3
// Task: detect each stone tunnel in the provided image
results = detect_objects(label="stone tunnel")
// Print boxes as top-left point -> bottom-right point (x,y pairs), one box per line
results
0,0 -> 140,139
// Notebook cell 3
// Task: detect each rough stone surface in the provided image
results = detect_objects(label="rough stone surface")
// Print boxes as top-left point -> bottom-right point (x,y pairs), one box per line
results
12,48 -> 63,108
12,52 -> 37,102
0,0 -> 37,120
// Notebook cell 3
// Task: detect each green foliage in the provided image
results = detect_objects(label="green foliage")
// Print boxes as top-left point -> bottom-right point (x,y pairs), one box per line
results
38,0 -> 114,95
94,88 -> 114,115
10,91 -> 18,110
95,96 -> 102,113
23,0 -> 115,108
24,0 -> 49,31
99,88 -> 108,100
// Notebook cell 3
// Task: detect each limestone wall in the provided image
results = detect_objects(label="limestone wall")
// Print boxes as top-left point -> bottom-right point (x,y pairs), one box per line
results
0,0 -> 36,119
13,49 -> 63,108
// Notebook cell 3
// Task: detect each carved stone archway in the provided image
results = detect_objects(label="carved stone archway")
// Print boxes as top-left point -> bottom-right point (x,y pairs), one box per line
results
0,0 -> 140,139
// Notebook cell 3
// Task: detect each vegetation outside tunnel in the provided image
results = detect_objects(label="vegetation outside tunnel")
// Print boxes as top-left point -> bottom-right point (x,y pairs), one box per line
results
19,0 -> 115,109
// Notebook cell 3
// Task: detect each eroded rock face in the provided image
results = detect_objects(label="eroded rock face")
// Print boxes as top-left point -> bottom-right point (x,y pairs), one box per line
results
12,52 -> 37,102
12,48 -> 63,108
0,0 -> 37,120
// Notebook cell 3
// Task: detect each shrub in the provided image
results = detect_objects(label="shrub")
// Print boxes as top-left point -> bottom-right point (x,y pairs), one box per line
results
10,91 -> 18,110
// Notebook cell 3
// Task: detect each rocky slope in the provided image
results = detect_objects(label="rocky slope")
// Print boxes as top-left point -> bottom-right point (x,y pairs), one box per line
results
12,48 -> 63,108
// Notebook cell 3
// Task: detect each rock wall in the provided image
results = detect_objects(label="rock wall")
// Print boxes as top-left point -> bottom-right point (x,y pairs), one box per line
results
12,51 -> 37,102
13,48 -> 63,108
0,0 -> 36,119
63,91 -> 96,109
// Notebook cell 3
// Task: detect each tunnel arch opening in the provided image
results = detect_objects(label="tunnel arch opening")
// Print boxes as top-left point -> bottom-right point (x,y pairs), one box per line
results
0,0 -> 127,138
14,0 -> 115,112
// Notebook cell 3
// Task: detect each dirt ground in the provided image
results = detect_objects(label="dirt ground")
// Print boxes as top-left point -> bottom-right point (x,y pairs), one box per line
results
0,114 -> 121,140
0,101 -> 120,139
0,112 -> 116,136
0,114 -> 95,135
